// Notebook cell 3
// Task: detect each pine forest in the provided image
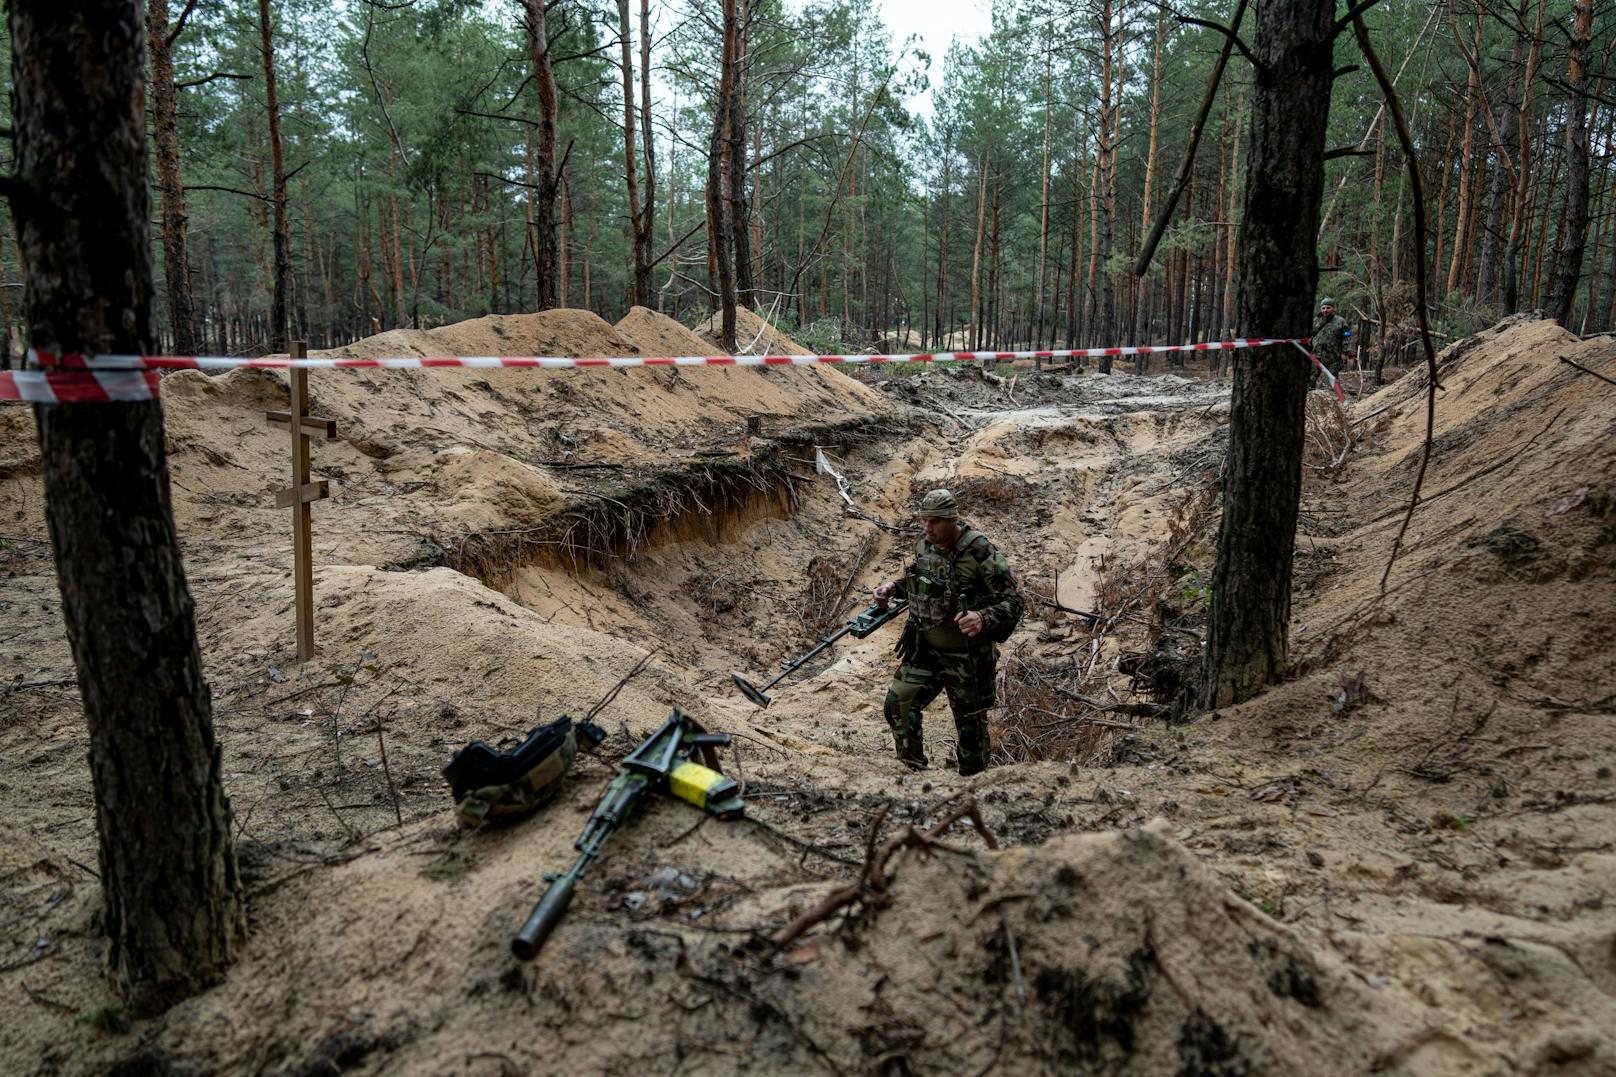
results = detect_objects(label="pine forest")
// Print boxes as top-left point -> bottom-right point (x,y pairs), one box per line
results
1,0 -> 1610,362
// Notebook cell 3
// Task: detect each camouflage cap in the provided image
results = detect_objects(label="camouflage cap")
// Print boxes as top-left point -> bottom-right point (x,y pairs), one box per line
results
919,488 -> 958,519
1320,297 -> 1336,308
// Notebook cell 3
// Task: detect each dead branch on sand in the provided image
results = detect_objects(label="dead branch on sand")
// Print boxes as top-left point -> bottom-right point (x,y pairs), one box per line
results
769,800 -> 998,952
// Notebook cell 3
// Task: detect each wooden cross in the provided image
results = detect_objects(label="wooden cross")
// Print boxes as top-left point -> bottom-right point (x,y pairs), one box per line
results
267,340 -> 336,662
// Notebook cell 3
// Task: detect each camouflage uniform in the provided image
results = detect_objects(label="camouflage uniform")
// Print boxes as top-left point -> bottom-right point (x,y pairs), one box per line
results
882,520 -> 1023,776
1311,309 -> 1352,378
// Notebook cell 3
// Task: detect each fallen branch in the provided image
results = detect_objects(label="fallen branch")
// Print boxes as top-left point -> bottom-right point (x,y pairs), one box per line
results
5,677 -> 76,693
1355,14 -> 1440,593
769,800 -> 997,951
583,651 -> 656,724
1559,355 -> 1616,388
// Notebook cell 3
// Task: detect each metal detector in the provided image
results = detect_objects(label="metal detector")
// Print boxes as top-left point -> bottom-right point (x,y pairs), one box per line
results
730,601 -> 907,708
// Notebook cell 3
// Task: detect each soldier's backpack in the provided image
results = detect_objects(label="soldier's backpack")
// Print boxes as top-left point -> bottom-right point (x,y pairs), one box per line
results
443,713 -> 607,827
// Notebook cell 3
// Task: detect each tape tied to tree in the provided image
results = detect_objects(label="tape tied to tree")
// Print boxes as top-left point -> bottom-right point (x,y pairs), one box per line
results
6,339 -> 1339,403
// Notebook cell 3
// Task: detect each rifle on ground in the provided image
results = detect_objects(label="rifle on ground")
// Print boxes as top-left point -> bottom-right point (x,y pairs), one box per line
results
511,706 -> 744,960
730,600 -> 907,708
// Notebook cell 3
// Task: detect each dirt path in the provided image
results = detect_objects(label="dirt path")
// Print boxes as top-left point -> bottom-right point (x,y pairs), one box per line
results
0,313 -> 1612,1075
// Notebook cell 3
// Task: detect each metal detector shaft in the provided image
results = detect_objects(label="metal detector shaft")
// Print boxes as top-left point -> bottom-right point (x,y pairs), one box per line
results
732,601 -> 907,708
752,625 -> 852,697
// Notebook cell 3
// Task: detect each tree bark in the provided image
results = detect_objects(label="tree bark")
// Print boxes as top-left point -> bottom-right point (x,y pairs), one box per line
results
617,0 -> 651,307
1502,0 -> 1548,313
1096,0 -> 1117,367
256,0 -> 290,352
1445,8 -> 1483,298
147,0 -> 196,354
1477,6 -> 1524,308
1196,0 -> 1334,711
1548,0 -> 1594,326
706,0 -> 739,349
969,148 -> 988,350
1036,29 -> 1055,353
524,0 -> 560,310
936,133 -> 951,347
9,0 -> 244,1014
1135,2 -> 1166,346
730,0 -> 755,312
639,0 -> 658,310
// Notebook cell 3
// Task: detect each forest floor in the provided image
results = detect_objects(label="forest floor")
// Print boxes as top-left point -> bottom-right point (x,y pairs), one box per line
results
0,309 -> 1613,1076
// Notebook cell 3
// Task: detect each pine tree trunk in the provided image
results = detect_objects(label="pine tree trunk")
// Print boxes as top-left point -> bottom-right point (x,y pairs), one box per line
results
1503,0 -> 1548,313
524,0 -> 559,310
256,0 -> 290,352
1097,0 -> 1117,368
147,0 -> 196,354
1069,127 -> 1085,347
969,149 -> 988,350
1430,105 -> 1458,285
559,176 -> 572,307
936,137 -> 951,347
639,0 -> 658,310
1547,0 -> 1594,326
1528,118 -> 1560,305
9,0 -> 244,1014
1477,14 -> 1525,308
298,176 -> 314,338
1036,36 -> 1053,351
1196,0 -> 1333,712
617,0 -> 651,308
730,0 -> 755,312
0,221 -> 13,366
1135,3 -> 1166,346
707,0 -> 739,349
1445,8 -> 1483,298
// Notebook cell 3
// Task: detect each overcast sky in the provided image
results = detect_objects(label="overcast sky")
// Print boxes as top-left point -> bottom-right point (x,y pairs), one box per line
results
840,0 -> 995,117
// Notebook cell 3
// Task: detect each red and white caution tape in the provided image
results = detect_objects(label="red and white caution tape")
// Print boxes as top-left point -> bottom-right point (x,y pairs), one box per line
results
29,338 -> 1297,372
1293,343 -> 1347,403
0,369 -> 162,404
6,338 -> 1342,403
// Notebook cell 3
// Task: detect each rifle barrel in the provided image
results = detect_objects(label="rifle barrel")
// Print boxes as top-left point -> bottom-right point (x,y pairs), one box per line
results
512,861 -> 581,960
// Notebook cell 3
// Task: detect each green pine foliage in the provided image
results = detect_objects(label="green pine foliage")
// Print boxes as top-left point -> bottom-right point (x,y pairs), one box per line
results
0,0 -> 1611,361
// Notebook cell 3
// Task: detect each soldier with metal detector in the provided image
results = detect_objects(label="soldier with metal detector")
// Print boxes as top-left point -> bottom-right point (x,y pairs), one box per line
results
873,489 -> 1024,776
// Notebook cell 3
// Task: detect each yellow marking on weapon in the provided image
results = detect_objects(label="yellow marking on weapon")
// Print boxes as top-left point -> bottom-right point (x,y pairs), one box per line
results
669,761 -> 728,809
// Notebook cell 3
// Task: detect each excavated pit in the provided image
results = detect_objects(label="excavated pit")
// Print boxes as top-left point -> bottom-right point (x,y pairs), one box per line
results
6,311 -> 1612,1075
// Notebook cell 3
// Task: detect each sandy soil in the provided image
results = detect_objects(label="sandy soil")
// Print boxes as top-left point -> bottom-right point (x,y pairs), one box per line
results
0,310 -> 1612,1075
694,307 -> 814,355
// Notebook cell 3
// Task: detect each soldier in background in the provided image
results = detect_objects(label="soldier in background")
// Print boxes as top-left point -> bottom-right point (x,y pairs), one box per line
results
1311,297 -> 1353,385
872,489 -> 1024,776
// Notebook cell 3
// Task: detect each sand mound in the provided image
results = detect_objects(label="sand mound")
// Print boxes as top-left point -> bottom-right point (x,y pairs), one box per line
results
425,309 -> 639,359
33,807 -> 1419,1076
330,327 -> 441,359
800,820 -> 1411,1073
327,310 -> 639,361
694,306 -> 813,354
613,305 -> 715,355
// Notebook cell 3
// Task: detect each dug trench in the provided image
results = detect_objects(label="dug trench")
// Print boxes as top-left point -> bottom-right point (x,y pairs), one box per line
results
0,310 -> 1613,1074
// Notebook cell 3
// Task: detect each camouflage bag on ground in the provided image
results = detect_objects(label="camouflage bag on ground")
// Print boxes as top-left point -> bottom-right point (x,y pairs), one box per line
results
443,713 -> 607,827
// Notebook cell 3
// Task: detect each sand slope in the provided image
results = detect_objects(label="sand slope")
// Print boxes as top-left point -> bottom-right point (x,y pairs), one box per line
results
0,315 -> 1613,1074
